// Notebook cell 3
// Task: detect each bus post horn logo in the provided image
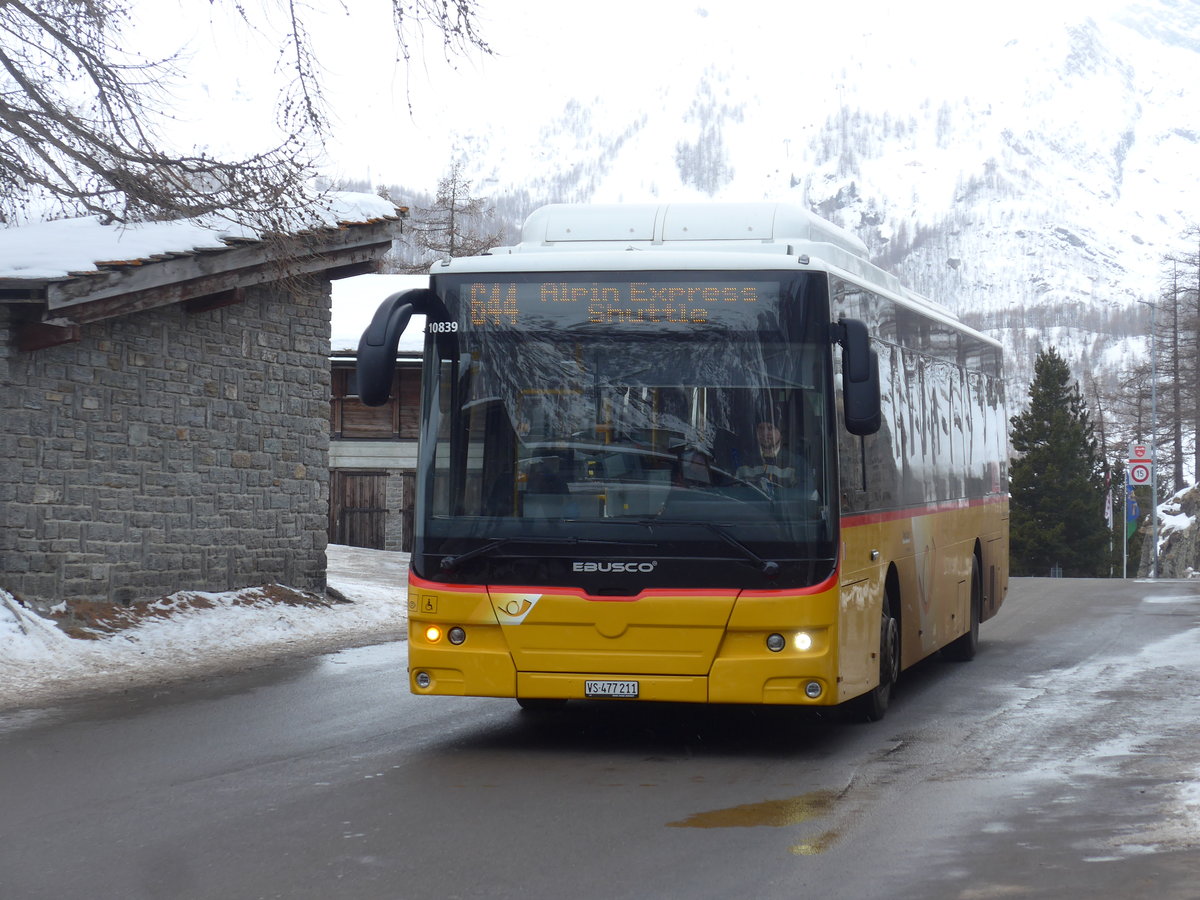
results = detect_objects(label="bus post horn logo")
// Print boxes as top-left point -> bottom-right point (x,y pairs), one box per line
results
492,594 -> 541,624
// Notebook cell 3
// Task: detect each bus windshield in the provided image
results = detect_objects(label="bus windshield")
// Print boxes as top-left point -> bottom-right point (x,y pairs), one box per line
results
416,271 -> 837,591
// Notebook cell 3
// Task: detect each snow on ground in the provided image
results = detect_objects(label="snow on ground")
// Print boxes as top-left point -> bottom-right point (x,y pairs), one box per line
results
0,545 -> 410,713
975,589 -> 1200,856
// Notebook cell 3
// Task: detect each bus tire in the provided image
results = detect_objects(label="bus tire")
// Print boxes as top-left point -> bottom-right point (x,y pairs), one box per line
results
943,553 -> 982,662
516,697 -> 568,711
856,594 -> 900,722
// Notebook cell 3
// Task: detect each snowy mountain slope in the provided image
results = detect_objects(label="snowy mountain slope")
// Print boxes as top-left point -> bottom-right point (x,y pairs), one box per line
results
397,0 -> 1199,405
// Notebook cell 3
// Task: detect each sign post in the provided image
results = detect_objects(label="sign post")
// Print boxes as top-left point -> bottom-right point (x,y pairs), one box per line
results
1126,443 -> 1156,577
1124,484 -> 1140,579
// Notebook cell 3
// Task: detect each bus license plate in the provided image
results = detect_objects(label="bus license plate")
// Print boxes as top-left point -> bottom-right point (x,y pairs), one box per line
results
585,680 -> 639,699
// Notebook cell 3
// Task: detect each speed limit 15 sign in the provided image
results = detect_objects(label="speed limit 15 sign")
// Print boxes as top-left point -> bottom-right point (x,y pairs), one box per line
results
1128,460 -> 1153,485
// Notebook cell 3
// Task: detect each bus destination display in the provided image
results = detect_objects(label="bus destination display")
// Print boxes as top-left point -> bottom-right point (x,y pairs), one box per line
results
460,280 -> 773,330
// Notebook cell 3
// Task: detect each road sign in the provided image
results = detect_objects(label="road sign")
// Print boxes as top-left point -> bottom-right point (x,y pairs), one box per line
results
1128,460 -> 1153,486
1127,443 -> 1154,486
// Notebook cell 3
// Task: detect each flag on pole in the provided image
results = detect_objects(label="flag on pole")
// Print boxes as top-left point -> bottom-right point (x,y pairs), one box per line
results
1104,467 -> 1113,530
1126,484 -> 1140,541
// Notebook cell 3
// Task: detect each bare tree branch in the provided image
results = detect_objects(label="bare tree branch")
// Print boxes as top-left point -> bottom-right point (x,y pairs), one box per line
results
0,0 -> 491,228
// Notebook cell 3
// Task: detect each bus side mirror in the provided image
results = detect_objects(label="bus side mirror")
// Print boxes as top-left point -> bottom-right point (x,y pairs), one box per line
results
836,318 -> 882,436
357,288 -> 436,406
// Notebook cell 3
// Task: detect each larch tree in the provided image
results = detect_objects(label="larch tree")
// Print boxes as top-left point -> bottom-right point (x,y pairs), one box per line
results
1157,226 -> 1200,488
398,160 -> 505,271
1009,346 -> 1110,577
0,0 -> 490,229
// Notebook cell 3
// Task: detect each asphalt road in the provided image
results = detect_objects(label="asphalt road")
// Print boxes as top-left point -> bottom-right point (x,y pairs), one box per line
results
1,577 -> 1199,900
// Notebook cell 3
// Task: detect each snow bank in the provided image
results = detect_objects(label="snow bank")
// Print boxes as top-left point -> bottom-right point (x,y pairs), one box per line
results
0,546 -> 410,711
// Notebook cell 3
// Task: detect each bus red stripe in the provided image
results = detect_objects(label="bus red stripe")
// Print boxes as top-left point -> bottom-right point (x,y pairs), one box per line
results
408,570 -> 840,601
840,493 -> 1006,528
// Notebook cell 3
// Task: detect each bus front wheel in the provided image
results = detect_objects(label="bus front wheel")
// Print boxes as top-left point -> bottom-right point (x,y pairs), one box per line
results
517,697 -> 568,711
856,598 -> 900,722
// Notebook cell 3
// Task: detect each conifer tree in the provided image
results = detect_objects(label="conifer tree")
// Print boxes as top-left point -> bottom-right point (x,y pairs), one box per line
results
398,161 -> 505,271
1010,347 -> 1109,576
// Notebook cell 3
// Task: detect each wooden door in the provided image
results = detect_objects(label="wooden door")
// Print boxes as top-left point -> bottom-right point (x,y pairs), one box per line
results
330,471 -> 387,550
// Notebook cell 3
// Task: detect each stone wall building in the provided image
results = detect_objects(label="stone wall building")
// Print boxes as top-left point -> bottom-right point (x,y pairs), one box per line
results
0,198 -> 400,610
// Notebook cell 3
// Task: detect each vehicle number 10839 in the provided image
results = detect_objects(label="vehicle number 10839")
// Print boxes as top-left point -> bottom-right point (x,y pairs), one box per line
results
426,321 -> 459,333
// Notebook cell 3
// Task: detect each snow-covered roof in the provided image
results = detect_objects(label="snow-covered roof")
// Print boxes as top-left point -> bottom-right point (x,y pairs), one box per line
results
2,192 -> 403,351
0,191 -> 402,283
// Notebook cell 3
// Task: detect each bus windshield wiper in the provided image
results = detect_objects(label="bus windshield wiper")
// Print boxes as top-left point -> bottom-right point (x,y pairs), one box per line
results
632,518 -> 781,578
699,522 -> 781,578
439,535 -> 627,572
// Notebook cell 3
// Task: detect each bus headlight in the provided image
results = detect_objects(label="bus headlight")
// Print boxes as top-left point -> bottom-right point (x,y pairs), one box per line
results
415,671 -> 432,688
425,625 -> 442,643
794,631 -> 814,652
805,681 -> 823,699
766,633 -> 786,652
448,626 -> 467,645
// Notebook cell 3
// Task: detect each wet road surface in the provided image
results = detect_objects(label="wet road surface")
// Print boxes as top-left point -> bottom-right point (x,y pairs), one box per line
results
1,577 -> 1199,899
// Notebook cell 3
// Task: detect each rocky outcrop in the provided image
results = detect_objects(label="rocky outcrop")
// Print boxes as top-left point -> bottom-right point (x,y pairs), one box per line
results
1139,486 -> 1200,578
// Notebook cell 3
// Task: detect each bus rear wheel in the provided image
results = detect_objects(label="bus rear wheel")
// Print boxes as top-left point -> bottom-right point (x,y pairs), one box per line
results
856,599 -> 900,722
943,554 -> 982,662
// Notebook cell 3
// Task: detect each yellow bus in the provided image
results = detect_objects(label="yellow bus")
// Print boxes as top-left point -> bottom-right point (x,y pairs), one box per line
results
358,203 -> 1009,720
